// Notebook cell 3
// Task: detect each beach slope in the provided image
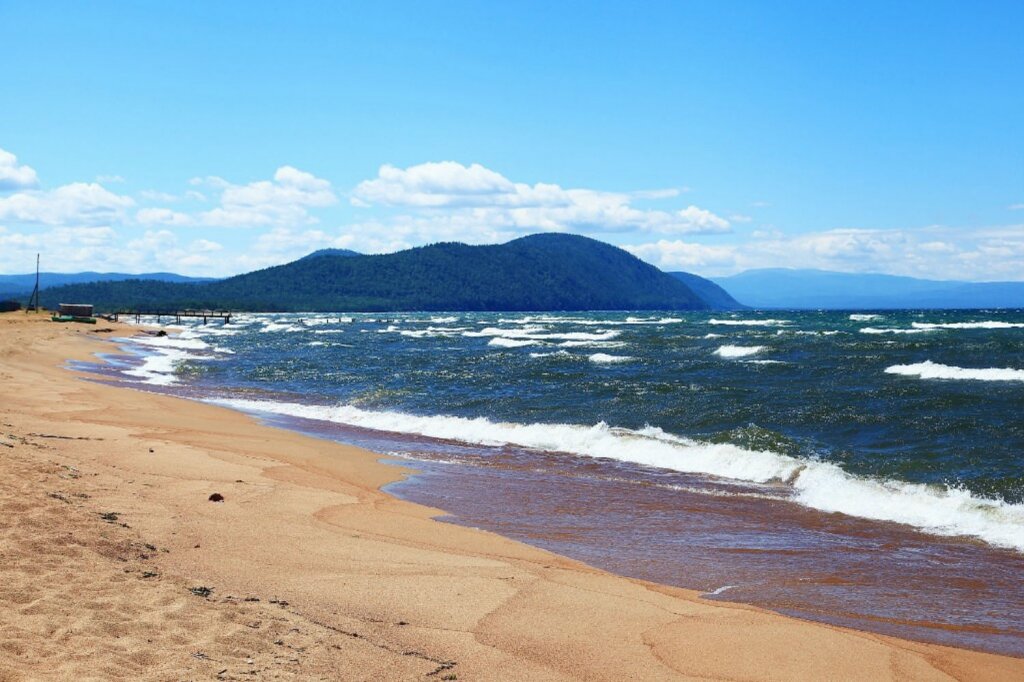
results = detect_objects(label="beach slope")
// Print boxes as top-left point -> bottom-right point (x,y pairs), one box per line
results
1,312 -> 1020,681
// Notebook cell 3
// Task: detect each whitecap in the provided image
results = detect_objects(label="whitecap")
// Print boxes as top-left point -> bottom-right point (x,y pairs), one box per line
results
714,345 -> 765,358
885,361 -> 1024,382
911,321 -> 1024,330
709,318 -> 789,327
588,353 -> 633,364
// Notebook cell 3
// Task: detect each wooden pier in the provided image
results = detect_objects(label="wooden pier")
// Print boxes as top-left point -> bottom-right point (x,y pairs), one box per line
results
108,309 -> 232,324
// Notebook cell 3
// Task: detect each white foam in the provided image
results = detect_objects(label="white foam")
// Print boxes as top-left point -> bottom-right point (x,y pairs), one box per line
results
497,316 -> 682,326
912,321 -> 1024,330
529,350 -> 574,359
588,353 -> 633,364
558,340 -> 627,348
859,327 -> 933,335
260,322 -> 303,333
849,314 -> 882,321
488,337 -> 539,348
703,333 -> 724,339
885,361 -> 1024,382
132,335 -> 210,351
208,398 -> 1024,552
123,348 -> 208,385
714,345 -> 765,358
465,327 -> 621,342
709,318 -> 790,327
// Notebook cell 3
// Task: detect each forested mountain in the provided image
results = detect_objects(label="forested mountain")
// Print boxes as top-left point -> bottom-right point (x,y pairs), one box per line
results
668,272 -> 744,309
37,234 -> 727,312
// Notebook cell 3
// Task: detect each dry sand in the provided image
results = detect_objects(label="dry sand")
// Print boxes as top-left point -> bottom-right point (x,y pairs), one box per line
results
1,311 -> 1021,681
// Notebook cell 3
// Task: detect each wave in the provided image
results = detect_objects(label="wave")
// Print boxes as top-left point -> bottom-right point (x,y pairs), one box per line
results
123,347 -> 210,385
911,321 -> 1024,330
398,327 -> 468,339
715,345 -> 765,358
529,350 -> 574,359
132,335 -> 211,351
859,327 -> 933,335
709,318 -> 789,327
465,327 -> 621,342
588,353 -> 633,364
497,316 -> 683,326
558,340 -> 627,348
209,398 -> 1024,552
488,337 -> 539,348
849,314 -> 882,321
260,322 -> 303,333
703,333 -> 724,339
885,361 -> 1024,383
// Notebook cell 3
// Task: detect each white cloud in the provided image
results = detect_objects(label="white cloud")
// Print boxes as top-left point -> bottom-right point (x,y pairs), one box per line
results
628,225 -> 1024,281
1010,203 -> 1024,211
196,165 -> 337,228
136,207 -> 193,226
96,174 -> 125,184
0,182 -> 134,225
625,240 -> 739,271
350,161 -> 730,240
0,149 -> 40,191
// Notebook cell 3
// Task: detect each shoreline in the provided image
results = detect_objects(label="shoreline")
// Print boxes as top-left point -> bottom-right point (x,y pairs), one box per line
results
2,312 -> 1022,681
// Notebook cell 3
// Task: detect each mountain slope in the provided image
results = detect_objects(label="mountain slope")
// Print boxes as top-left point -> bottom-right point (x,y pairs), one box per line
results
39,234 -> 719,312
668,272 -> 745,309
713,269 -> 1024,309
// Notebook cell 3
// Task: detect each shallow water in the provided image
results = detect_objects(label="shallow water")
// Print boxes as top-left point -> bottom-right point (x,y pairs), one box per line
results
78,309 -> 1024,656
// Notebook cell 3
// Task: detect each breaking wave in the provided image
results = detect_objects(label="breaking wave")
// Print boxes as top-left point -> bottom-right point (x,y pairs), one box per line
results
911,321 -> 1024,330
715,345 -> 765,358
885,361 -> 1024,383
208,398 -> 1024,553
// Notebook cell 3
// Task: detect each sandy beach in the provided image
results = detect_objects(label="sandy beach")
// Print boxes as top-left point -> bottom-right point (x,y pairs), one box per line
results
1,311 -> 1021,681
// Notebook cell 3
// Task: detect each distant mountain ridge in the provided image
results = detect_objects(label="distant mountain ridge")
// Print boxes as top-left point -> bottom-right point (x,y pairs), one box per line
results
0,271 -> 215,300
37,234 -> 732,312
712,268 -> 1024,309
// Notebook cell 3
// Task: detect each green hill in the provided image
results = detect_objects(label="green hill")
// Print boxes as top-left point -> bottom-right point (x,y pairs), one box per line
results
39,234 -> 723,312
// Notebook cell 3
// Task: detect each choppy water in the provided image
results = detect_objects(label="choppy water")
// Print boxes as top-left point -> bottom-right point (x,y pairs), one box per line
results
82,309 -> 1024,655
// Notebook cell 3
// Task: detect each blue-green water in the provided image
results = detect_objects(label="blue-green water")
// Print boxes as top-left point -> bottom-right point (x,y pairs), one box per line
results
93,309 -> 1024,655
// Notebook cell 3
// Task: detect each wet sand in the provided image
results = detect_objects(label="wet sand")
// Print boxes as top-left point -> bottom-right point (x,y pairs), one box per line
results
1,311 -> 1022,681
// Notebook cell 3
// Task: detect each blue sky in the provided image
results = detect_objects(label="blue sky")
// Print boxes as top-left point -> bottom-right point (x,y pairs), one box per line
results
1,1 -> 1021,279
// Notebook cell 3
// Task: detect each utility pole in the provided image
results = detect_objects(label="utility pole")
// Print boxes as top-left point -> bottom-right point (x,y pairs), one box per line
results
27,253 -> 40,313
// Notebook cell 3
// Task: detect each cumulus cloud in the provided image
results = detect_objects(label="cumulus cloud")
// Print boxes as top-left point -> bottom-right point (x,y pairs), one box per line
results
0,182 -> 134,225
0,149 -> 39,191
350,161 -> 730,238
627,225 -> 1024,281
192,165 -> 337,228
136,207 -> 193,226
